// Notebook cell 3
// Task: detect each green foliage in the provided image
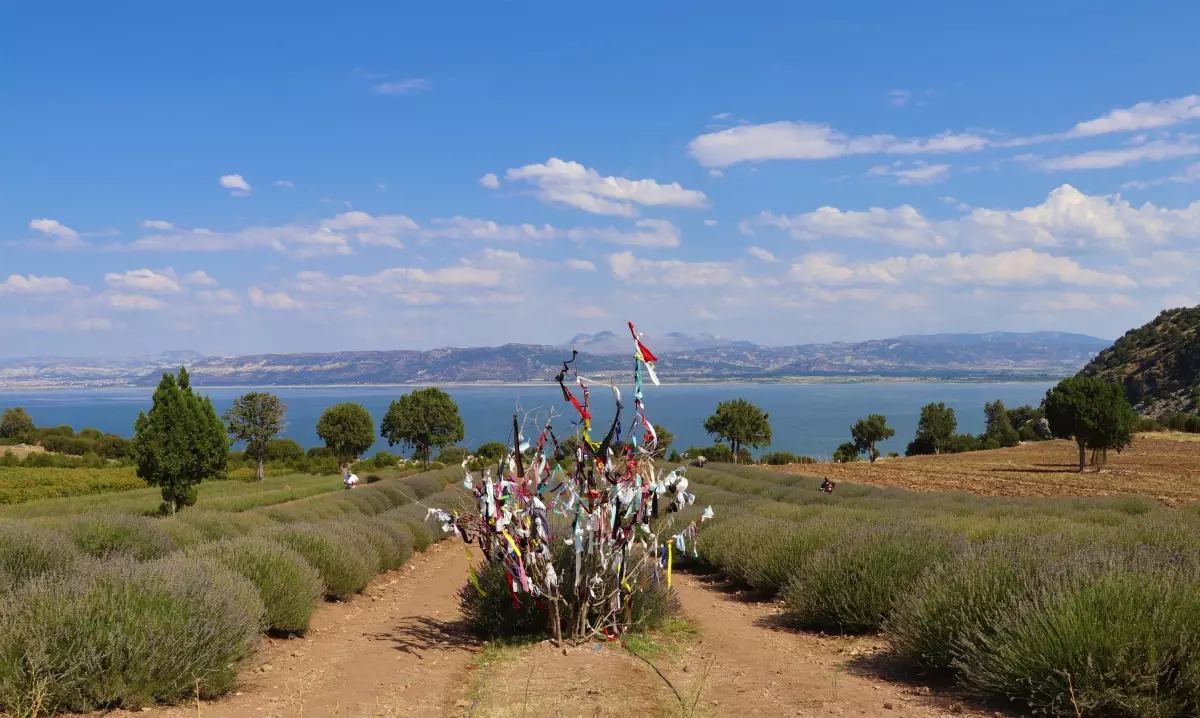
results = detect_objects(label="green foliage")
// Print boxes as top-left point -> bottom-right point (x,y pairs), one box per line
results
264,437 -> 305,461
681,444 -> 750,464
267,524 -> 375,600
223,392 -> 286,481
434,446 -> 469,465
781,524 -> 961,634
702,398 -> 772,463
758,451 -> 815,465
651,423 -> 674,457
0,465 -> 145,503
0,407 -> 35,441
0,556 -> 263,712
380,388 -> 465,469
189,536 -> 323,634
833,441 -> 860,463
1045,376 -> 1138,470
983,400 -> 1021,448
130,367 -> 229,513
474,442 -> 507,462
850,414 -> 895,463
66,513 -> 179,561
909,402 -> 957,456
666,449 -> 681,463
0,523 -> 83,589
315,402 -> 375,468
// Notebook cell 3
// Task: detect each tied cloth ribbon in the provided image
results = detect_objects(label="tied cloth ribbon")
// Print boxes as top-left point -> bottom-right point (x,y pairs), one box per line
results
465,545 -> 485,596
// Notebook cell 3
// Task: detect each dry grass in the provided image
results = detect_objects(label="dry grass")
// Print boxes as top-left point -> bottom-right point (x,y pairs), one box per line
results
774,435 -> 1200,506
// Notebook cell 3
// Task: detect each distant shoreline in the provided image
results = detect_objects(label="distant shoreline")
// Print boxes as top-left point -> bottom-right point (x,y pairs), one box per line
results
0,375 -> 1067,392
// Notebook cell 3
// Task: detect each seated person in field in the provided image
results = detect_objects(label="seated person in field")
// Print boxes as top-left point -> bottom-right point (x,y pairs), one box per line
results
343,471 -> 359,489
820,477 -> 834,493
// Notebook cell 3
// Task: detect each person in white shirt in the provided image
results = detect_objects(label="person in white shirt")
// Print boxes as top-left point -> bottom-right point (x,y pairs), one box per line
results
343,471 -> 359,489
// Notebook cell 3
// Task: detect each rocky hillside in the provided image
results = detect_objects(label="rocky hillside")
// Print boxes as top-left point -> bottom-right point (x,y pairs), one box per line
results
1078,306 -> 1200,417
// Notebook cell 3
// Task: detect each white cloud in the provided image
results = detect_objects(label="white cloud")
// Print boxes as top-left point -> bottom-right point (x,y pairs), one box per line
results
1067,95 -> 1200,137
0,274 -> 80,294
746,246 -> 777,263
248,287 -> 301,309
1164,294 -> 1199,309
1122,161 -> 1200,189
219,174 -> 252,196
274,180 -> 295,189
480,173 -> 500,189
105,293 -> 165,311
889,90 -> 911,107
1032,137 -> 1200,171
29,218 -> 81,244
564,259 -> 596,271
608,251 -> 743,288
703,219 -> 718,227
788,249 -> 1136,290
372,78 -> 430,95
867,161 -> 951,185
139,219 -> 173,230
503,158 -> 708,217
707,169 -> 724,178
712,112 -> 732,120
688,121 -> 989,168
744,184 -> 1200,252
182,270 -> 217,286
104,268 -> 184,294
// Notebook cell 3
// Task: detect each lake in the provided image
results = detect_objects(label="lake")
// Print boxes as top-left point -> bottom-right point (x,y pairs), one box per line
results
0,382 -> 1056,460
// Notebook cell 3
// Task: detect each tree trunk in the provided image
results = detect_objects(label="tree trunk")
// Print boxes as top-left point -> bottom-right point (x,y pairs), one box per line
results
869,442 -> 877,463
732,440 -> 740,463
1078,441 -> 1087,473
255,458 -> 265,482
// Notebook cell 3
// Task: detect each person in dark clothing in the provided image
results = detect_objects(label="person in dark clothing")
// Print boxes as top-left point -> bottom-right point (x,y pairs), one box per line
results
820,477 -> 834,493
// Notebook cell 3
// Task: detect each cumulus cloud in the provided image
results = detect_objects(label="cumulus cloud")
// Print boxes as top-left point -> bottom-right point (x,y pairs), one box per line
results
1067,95 -> 1200,137
248,287 -> 301,309
564,259 -> 596,271
787,249 -> 1136,290
219,174 -> 252,196
0,274 -> 80,294
104,269 -> 184,294
139,219 -> 173,230
479,173 -> 500,189
29,218 -> 82,245
372,78 -> 430,95
182,270 -> 217,286
503,158 -> 708,217
746,246 -> 777,263
743,184 -> 1200,252
608,251 -> 744,288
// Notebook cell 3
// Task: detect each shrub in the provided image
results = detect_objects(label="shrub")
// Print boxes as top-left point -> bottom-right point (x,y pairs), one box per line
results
0,523 -> 82,588
264,438 -> 305,462
434,446 -> 468,465
190,536 -> 323,634
66,513 -> 178,561
177,510 -> 272,541
0,555 -> 263,712
354,515 -> 414,569
266,524 -> 375,600
782,524 -> 962,633
958,551 -> 1200,716
459,559 -> 546,638
322,520 -> 387,572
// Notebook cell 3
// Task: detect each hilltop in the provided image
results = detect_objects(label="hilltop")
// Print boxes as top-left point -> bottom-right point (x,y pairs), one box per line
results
1077,306 -> 1200,417
0,331 -> 1111,388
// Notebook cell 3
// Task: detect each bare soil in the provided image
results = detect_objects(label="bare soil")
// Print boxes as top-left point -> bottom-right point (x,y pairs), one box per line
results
777,434 -> 1200,506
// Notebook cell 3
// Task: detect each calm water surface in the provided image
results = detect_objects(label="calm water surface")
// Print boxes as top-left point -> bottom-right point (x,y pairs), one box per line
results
0,382 -> 1055,460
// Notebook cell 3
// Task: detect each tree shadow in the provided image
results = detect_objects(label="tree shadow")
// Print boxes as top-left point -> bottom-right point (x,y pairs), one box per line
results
843,651 -> 1024,717
682,569 -> 774,604
370,614 -> 479,658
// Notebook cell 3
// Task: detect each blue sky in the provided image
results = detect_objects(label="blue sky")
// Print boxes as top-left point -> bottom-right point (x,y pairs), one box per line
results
3,1 -> 1200,358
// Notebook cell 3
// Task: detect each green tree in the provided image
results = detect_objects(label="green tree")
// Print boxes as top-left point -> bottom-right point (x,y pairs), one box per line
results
702,398 -> 772,464
223,392 -> 286,481
0,407 -> 35,440
983,400 -> 1021,448
380,388 -> 465,470
316,403 -> 376,470
1043,377 -> 1138,472
651,423 -> 674,458
910,402 -> 956,455
833,441 -> 860,463
850,414 -> 895,463
475,441 -> 508,462
130,367 -> 228,514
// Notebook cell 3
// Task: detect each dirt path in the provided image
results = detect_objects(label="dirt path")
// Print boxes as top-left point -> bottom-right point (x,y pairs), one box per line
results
114,543 -> 478,718
666,571 -> 997,718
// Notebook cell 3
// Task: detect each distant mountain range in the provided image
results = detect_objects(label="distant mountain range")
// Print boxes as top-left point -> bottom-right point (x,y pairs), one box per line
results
0,332 -> 1112,389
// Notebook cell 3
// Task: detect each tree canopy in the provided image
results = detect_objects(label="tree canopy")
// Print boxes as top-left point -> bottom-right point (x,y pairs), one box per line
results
833,441 -> 860,463
909,402 -> 956,455
223,392 -> 286,481
130,367 -> 228,513
316,403 -> 376,469
0,407 -> 34,440
379,388 -> 465,470
702,398 -> 772,463
1043,376 -> 1138,472
983,400 -> 1020,448
651,423 -> 674,458
850,414 -> 895,463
